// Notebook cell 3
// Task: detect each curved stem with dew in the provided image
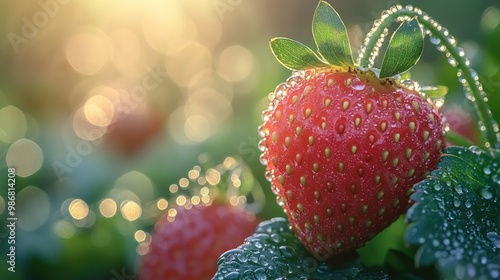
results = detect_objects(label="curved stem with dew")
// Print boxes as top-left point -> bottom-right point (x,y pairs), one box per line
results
358,5 -> 500,151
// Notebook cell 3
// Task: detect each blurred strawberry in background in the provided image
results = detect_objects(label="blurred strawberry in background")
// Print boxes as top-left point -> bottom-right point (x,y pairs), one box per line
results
441,104 -> 481,145
105,106 -> 166,156
140,203 -> 258,280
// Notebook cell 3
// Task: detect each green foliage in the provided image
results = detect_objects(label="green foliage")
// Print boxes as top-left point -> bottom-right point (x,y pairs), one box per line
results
269,38 -> 329,70
269,1 -> 427,79
312,1 -> 353,67
380,18 -> 424,78
214,218 -> 390,280
406,146 -> 500,279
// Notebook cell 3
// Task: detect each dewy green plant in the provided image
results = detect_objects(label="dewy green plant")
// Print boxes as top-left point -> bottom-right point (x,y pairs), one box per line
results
214,2 -> 500,279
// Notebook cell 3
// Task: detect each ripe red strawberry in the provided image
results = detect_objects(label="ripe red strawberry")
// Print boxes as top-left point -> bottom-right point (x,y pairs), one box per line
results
259,0 -> 445,261
140,203 -> 258,280
260,68 -> 444,261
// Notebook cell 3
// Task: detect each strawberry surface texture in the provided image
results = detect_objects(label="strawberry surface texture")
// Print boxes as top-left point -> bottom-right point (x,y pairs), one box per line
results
259,67 -> 444,260
140,203 -> 258,280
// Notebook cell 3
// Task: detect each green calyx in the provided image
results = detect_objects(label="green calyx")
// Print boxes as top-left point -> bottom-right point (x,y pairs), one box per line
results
269,1 -> 424,78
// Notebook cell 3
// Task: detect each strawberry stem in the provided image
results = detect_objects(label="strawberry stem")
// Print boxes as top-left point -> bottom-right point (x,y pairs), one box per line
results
445,131 -> 474,148
358,5 -> 500,151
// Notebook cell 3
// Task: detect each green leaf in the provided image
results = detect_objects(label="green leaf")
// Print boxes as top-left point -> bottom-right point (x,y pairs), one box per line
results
312,1 -> 354,67
214,217 -> 390,279
420,85 -> 448,99
380,18 -> 424,78
270,38 -> 329,70
406,146 -> 500,280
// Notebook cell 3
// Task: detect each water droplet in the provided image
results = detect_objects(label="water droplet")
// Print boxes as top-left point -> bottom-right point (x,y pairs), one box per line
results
446,36 -> 456,46
279,246 -> 295,258
254,268 -> 267,280
270,233 -> 281,244
276,196 -> 284,206
286,76 -> 299,87
264,170 -> 273,182
465,200 -> 472,208
259,153 -> 267,165
484,166 -> 492,175
237,252 -> 248,263
481,187 -> 493,200
430,36 -> 440,45
489,263 -> 500,278
225,271 -> 240,279
447,57 -> 458,67
258,255 -> 269,267
453,196 -> 461,207
436,44 -> 447,52
487,232 -> 500,248
466,263 -> 476,278
349,78 -> 366,90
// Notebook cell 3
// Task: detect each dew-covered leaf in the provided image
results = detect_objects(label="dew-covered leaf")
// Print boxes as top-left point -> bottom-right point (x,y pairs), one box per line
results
312,1 -> 354,67
270,38 -> 329,70
406,146 -> 500,280
214,217 -> 390,279
380,18 -> 424,78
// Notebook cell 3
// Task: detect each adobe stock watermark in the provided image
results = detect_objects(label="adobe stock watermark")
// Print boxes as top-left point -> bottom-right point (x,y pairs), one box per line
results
213,0 -> 244,21
237,135 -> 261,163
7,0 -> 72,53
51,65 -> 167,181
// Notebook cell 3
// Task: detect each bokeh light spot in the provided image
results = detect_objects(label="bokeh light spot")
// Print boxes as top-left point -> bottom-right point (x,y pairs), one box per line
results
169,184 -> 179,194
99,198 -> 117,218
134,230 -> 146,242
6,138 -> 43,177
121,200 -> 142,221
223,157 -> 237,169
0,106 -> 27,143
84,95 -> 115,127
167,208 -> 177,218
176,195 -> 187,207
179,177 -> 189,188
53,220 -> 76,239
110,28 -> 142,73
17,186 -> 50,231
114,170 -> 153,204
188,167 -> 200,180
166,41 -> 212,87
142,0 -> 196,53
137,243 -> 150,256
191,196 -> 201,205
66,26 -> 113,75
157,198 -> 168,210
205,168 -> 221,185
69,199 -> 89,220
73,107 -> 107,141
184,114 -> 211,142
216,45 -> 254,82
